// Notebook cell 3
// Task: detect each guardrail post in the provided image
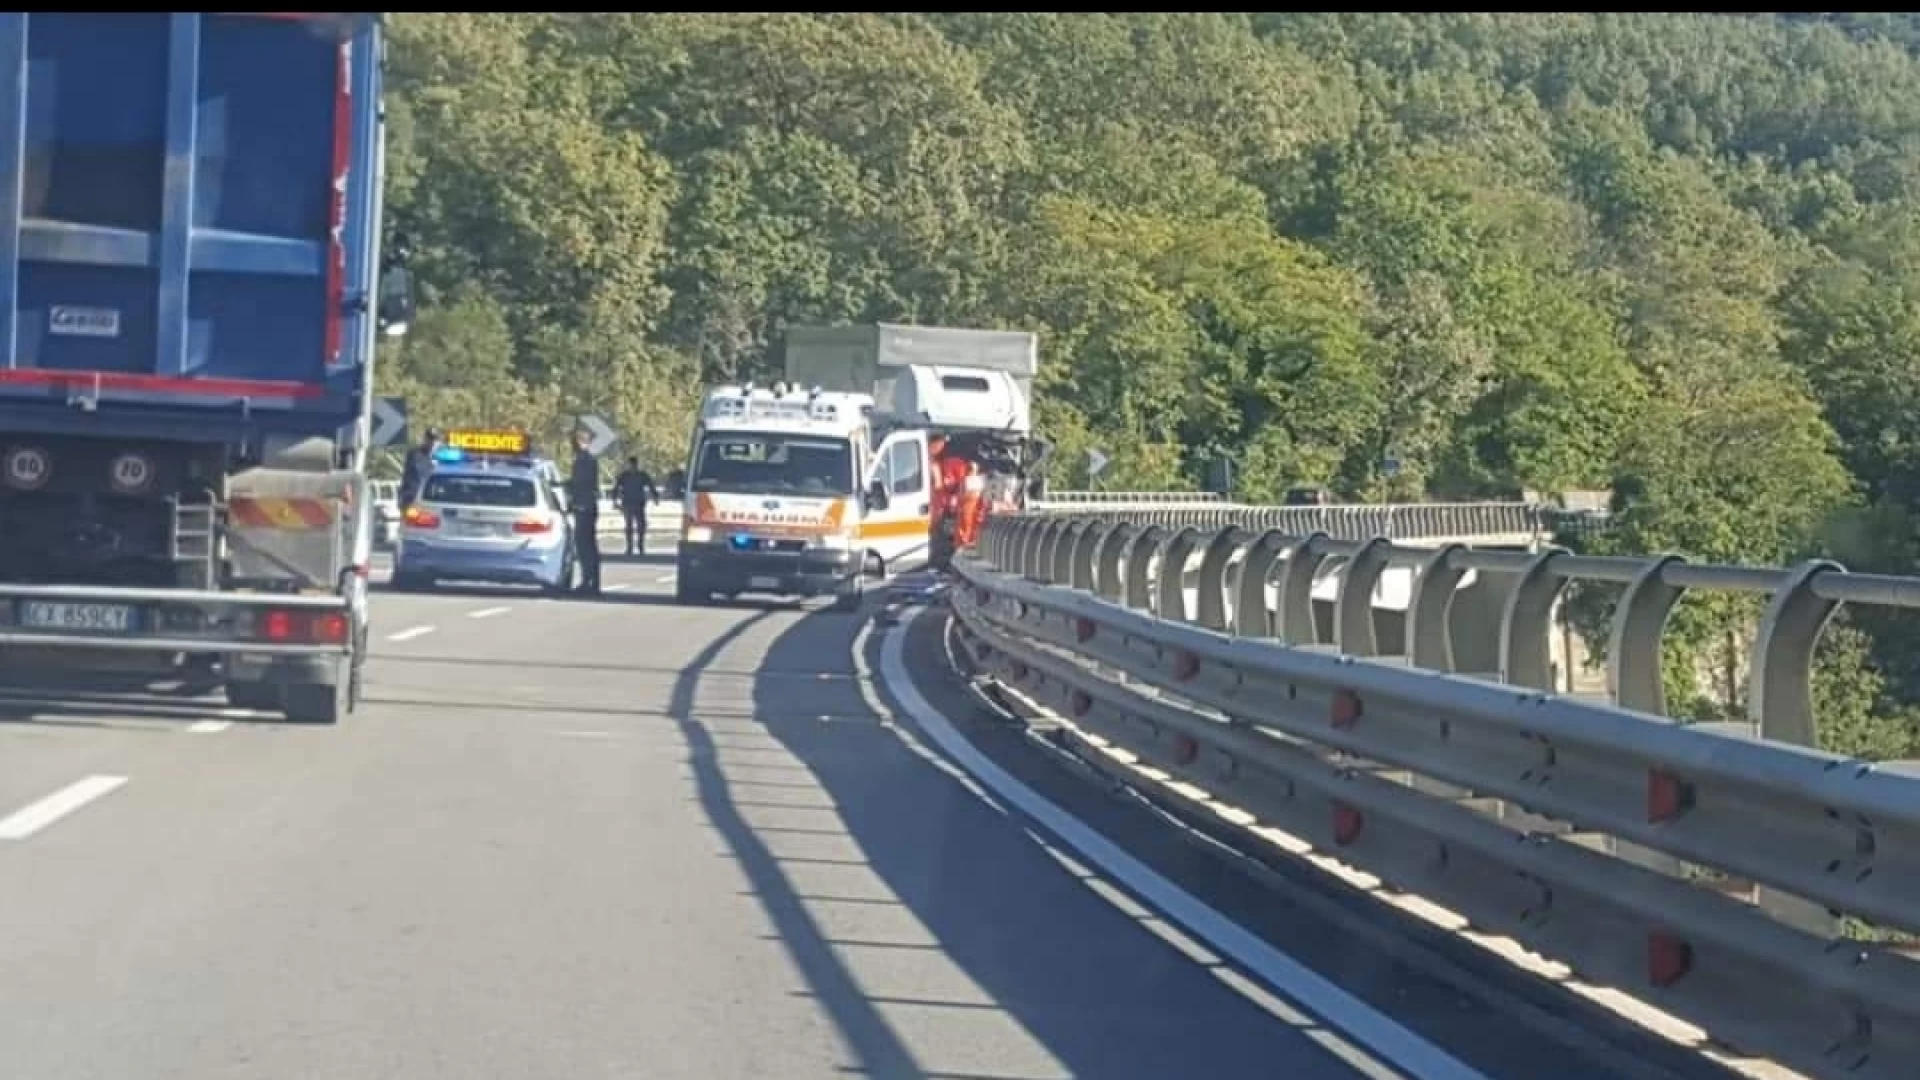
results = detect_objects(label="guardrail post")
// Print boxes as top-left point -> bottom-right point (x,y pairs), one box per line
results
1014,518 -> 1044,578
1749,559 -> 1845,750
1500,546 -> 1572,691
1233,530 -> 1294,638
1600,555 -> 1692,878
1121,525 -> 1165,611
1194,527 -> 1248,631
1031,518 -> 1066,581
1069,520 -> 1104,591
1496,547 -> 1577,835
982,518 -> 1007,568
1050,518 -> 1085,586
1609,555 -> 1689,716
1334,537 -> 1393,657
1276,533 -> 1332,646
1094,523 -> 1133,602
1406,544 -> 1468,671
1395,543 -> 1479,801
1155,527 -> 1204,623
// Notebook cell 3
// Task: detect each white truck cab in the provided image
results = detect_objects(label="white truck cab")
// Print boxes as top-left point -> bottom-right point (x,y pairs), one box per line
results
675,383 -> 935,610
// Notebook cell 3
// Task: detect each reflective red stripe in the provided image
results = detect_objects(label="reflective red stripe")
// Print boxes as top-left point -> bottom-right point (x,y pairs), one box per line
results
0,370 -> 325,398
324,39 -> 351,370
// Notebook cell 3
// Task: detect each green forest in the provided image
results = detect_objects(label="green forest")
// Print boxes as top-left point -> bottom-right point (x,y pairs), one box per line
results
379,13 -> 1920,758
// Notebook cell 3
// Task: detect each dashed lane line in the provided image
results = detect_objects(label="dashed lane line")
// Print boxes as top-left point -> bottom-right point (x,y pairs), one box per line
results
385,625 -> 436,643
467,606 -> 511,620
0,775 -> 130,841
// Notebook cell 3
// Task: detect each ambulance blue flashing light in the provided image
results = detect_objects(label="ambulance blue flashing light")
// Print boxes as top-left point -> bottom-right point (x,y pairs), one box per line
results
432,446 -> 466,464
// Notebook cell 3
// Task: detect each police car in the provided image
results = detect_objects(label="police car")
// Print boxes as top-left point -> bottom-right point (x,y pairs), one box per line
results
390,428 -> 576,595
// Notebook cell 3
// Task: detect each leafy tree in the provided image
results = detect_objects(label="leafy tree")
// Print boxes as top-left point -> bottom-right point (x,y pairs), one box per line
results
382,13 -> 1920,756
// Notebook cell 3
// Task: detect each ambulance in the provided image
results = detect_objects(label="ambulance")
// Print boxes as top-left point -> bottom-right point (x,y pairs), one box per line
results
675,384 -> 935,611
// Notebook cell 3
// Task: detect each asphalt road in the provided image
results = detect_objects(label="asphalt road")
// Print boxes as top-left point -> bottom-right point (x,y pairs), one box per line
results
0,552 -> 1741,1080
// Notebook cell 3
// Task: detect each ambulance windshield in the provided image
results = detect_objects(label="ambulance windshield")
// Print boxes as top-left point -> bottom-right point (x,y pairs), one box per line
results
690,434 -> 856,497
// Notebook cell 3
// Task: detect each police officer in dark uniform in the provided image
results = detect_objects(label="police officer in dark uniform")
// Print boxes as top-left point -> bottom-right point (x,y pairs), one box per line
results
567,427 -> 603,596
614,456 -> 660,556
399,426 -> 443,508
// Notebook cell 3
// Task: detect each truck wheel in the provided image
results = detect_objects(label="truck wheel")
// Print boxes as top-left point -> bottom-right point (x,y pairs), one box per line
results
224,681 -> 280,712
283,679 -> 347,725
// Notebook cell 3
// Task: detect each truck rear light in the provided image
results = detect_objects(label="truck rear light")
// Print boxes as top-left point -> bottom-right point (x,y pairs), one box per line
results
258,608 -> 349,645
512,516 -> 553,534
403,506 -> 440,529
310,611 -> 350,645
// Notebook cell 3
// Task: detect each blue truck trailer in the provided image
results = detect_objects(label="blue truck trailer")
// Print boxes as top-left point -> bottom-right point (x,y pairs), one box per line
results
0,12 -> 413,722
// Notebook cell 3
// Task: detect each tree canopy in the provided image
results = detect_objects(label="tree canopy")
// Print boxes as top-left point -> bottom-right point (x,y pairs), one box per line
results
381,13 -> 1920,756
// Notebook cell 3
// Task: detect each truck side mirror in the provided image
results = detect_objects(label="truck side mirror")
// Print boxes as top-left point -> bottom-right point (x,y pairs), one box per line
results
866,479 -> 890,512
378,267 -> 416,339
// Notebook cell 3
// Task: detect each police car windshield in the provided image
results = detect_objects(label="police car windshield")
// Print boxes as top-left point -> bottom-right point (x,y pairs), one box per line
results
422,473 -> 539,508
691,434 -> 854,497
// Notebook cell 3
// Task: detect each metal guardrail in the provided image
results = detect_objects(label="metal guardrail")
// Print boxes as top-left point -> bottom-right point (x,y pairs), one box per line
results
949,513 -> 1920,1079
439,492 -> 1551,547
1027,499 -> 1555,541
1033,490 -> 1229,506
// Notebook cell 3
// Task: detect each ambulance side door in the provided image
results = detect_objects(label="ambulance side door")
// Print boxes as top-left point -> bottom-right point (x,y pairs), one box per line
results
863,429 -> 932,575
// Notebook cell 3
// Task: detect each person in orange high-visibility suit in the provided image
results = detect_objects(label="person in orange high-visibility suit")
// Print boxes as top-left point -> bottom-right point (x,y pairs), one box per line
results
954,461 -> 988,550
934,440 -> 970,523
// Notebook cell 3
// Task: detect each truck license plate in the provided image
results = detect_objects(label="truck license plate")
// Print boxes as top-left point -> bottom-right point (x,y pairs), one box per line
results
20,601 -> 135,633
748,576 -> 781,589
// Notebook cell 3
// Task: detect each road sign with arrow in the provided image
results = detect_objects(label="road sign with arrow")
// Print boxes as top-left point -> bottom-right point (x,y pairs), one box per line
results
577,414 -> 620,457
370,396 -> 408,448
1087,447 -> 1110,480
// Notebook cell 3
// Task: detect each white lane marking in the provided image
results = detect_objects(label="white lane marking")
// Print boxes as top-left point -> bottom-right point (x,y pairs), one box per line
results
386,625 -> 436,642
654,572 -> 677,583
604,583 -> 634,593
0,775 -> 129,841
467,606 -> 511,620
876,610 -> 1489,1080
187,719 -> 232,734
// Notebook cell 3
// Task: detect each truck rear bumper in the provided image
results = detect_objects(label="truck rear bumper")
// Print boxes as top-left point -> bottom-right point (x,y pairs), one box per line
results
394,543 -> 567,587
0,582 -> 352,656
678,543 -> 855,596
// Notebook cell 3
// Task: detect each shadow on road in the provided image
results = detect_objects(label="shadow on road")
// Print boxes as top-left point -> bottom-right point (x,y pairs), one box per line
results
0,661 -> 271,728
670,598 -> 1348,1080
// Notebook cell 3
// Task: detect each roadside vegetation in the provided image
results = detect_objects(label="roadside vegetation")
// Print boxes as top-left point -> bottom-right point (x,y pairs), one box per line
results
382,13 -> 1920,757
